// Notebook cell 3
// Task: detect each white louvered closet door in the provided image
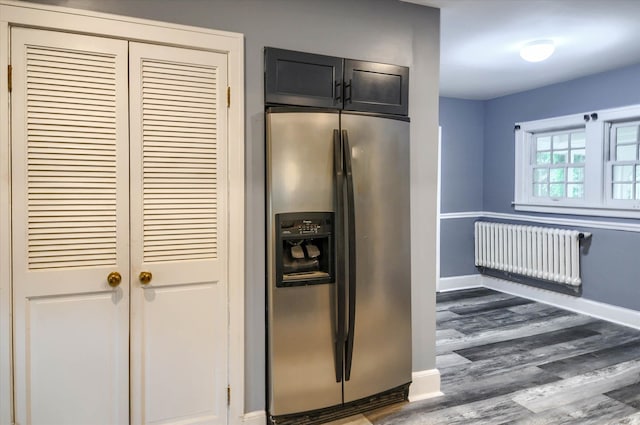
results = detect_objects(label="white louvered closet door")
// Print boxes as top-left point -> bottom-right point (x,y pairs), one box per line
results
10,28 -> 130,424
128,43 -> 229,425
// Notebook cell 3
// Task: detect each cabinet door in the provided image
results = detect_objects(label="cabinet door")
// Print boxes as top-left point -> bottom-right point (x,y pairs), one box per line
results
265,47 -> 343,108
344,60 -> 409,116
129,42 -> 229,425
11,28 -> 130,425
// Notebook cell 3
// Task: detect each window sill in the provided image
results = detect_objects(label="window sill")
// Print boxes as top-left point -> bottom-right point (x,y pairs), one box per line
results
513,202 -> 640,220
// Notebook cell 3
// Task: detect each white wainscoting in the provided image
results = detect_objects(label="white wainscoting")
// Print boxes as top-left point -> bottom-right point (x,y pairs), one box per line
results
439,274 -> 640,331
440,210 -> 640,233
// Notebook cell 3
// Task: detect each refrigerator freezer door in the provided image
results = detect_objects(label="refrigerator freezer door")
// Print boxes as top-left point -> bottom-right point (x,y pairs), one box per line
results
341,113 -> 412,403
266,110 -> 342,415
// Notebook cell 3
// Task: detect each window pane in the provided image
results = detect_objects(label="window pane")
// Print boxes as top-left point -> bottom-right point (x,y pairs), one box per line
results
552,151 -> 568,164
536,136 -> 551,151
613,165 -> 634,182
637,185 -> 640,200
616,144 -> 637,161
549,183 -> 565,198
637,165 -> 640,182
616,126 -> 638,144
533,168 -> 548,183
613,183 -> 634,200
570,132 -> 586,148
536,152 -> 551,164
567,167 -> 584,182
567,184 -> 584,199
550,168 -> 565,182
552,134 -> 569,149
533,183 -> 548,197
570,149 -> 585,163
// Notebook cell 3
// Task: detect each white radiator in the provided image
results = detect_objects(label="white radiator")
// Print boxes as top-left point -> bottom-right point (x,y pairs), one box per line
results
474,221 -> 590,287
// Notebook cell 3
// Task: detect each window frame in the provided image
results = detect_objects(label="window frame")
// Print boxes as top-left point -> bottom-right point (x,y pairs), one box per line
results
605,120 -> 640,208
514,104 -> 640,218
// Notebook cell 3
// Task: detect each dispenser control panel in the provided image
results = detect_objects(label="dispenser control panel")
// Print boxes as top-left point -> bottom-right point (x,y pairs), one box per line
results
280,218 -> 330,236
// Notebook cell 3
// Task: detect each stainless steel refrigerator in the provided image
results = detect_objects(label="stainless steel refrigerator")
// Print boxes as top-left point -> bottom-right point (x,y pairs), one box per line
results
266,107 -> 412,424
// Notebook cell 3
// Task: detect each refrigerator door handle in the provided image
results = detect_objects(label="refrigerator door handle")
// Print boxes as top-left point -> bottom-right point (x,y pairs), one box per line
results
342,129 -> 356,381
333,129 -> 345,383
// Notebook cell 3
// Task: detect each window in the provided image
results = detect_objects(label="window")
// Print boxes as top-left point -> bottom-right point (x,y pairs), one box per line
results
514,104 -> 640,218
531,130 -> 585,200
609,122 -> 640,201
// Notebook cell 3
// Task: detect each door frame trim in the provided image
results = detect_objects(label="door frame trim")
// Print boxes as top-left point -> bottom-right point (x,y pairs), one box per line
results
0,1 -> 245,423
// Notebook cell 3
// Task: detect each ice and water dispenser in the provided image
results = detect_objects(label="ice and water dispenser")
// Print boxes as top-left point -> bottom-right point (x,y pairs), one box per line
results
274,212 -> 334,287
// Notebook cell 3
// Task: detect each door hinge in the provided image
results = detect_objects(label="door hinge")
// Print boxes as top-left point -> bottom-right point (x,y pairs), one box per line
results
227,385 -> 231,406
227,86 -> 230,108
7,64 -> 12,92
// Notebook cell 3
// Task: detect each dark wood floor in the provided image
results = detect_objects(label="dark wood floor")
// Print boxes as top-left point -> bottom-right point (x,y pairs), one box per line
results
363,288 -> 640,424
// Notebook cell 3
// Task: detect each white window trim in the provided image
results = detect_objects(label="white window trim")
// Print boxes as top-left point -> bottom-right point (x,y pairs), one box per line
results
514,104 -> 640,219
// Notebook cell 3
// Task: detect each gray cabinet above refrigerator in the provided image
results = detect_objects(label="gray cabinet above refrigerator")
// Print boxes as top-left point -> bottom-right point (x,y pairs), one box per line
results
265,47 -> 409,116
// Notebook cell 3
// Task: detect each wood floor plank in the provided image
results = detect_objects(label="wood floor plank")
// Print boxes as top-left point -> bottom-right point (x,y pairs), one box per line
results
371,395 -> 533,425
513,394 -> 638,425
436,292 -> 514,312
604,411 -> 640,425
454,324 -> 600,362
605,382 -> 640,409
449,297 -> 534,315
436,312 -> 595,355
436,288 -> 499,303
512,358 -> 640,413
439,323 -> 640,384
436,328 -> 466,340
538,339 -> 640,378
363,288 -> 640,424
436,309 -> 462,323
439,305 -> 576,335
436,352 -> 472,369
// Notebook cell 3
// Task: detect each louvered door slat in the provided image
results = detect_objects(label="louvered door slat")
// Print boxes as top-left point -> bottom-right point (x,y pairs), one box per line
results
24,44 -> 119,269
140,59 -> 218,263
28,93 -> 117,106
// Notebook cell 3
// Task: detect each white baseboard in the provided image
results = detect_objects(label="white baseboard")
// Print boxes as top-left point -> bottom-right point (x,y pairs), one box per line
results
482,275 -> 640,331
242,410 -> 267,425
408,368 -> 442,402
438,274 -> 483,292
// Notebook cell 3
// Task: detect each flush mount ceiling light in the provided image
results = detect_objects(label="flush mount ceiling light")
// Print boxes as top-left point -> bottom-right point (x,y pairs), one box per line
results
520,40 -> 555,62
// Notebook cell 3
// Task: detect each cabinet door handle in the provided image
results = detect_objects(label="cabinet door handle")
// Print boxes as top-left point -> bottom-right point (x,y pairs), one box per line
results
107,271 -> 122,288
139,271 -> 152,285
344,79 -> 352,103
334,80 -> 342,104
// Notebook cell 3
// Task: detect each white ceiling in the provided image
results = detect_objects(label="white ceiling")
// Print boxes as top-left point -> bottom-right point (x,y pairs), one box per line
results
403,0 -> 640,100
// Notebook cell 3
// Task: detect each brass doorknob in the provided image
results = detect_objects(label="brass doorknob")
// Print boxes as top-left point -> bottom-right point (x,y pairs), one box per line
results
107,271 -> 122,288
139,271 -> 152,285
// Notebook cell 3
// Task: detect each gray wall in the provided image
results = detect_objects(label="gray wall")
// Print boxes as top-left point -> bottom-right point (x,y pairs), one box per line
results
438,97 -> 484,278
439,62 -> 640,312
439,97 -> 484,214
22,0 -> 441,413
439,217 -> 477,277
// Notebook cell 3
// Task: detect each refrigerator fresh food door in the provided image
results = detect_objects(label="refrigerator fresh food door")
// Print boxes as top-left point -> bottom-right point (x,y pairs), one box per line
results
266,110 -> 342,415
341,113 -> 412,403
